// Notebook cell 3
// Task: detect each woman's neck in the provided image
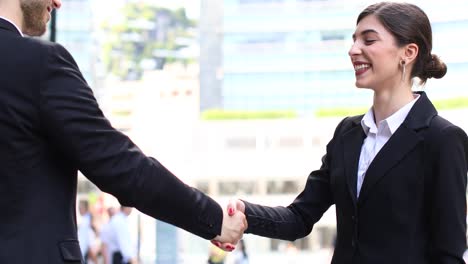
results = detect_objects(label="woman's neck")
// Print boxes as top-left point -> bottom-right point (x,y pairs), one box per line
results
372,85 -> 414,124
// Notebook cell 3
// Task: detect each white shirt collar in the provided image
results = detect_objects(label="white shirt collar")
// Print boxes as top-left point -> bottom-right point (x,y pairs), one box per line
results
0,16 -> 24,37
361,108 -> 377,135
361,93 -> 420,135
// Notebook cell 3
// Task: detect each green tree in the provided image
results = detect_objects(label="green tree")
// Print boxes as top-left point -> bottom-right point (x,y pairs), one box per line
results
101,3 -> 197,80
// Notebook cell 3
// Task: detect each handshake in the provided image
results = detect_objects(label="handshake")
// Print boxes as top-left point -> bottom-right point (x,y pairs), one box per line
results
211,199 -> 246,251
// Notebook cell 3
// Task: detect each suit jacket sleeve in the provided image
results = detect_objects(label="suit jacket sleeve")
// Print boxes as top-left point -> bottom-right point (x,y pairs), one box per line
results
428,123 -> 468,263
243,118 -> 346,241
37,43 -> 222,240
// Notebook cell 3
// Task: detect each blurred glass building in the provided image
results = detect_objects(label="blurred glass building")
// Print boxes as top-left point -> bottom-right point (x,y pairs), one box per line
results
200,0 -> 468,115
53,0 -> 105,103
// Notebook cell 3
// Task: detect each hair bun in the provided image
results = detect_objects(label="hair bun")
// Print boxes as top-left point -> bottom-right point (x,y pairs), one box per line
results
424,54 -> 447,79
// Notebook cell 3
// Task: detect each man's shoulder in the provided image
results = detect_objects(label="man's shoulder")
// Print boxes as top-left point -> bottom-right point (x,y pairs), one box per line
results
0,32 -> 67,59
0,35 -> 66,80
16,37 -> 79,71
22,37 -> 70,55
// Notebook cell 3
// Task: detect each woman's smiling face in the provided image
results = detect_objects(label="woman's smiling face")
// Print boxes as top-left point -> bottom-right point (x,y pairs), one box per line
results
348,14 -> 406,91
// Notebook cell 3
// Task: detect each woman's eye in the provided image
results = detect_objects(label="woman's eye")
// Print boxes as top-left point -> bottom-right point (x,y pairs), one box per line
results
365,39 -> 376,44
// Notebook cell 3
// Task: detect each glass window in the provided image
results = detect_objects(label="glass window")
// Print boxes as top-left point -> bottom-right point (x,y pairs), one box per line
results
270,237 -> 309,251
196,181 -> 210,194
218,181 -> 257,195
267,180 -> 300,194
225,136 -> 256,149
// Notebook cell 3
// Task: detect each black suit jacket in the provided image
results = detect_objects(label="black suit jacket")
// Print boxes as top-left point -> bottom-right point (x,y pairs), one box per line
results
0,18 -> 222,263
244,92 -> 468,263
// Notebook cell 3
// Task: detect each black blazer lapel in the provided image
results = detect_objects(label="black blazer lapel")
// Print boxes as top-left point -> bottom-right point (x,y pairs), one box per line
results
357,91 -> 437,205
358,125 -> 422,204
342,118 -> 366,205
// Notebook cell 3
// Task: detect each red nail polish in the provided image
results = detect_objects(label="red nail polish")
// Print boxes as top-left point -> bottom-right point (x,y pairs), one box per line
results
211,241 -> 221,247
228,208 -> 234,215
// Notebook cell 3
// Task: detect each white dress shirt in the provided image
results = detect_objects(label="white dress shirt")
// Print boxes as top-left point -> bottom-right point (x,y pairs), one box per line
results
77,213 -> 95,257
357,94 -> 420,197
107,212 -> 136,263
100,219 -> 113,264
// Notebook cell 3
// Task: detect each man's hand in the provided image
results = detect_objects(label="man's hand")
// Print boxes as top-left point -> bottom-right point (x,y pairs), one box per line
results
211,199 -> 246,251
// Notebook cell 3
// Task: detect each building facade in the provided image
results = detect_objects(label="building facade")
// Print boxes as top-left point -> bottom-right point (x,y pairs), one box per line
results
55,0 -> 105,102
200,0 -> 468,115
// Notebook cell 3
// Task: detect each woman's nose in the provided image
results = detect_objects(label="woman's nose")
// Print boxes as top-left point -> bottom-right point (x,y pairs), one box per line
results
348,41 -> 361,57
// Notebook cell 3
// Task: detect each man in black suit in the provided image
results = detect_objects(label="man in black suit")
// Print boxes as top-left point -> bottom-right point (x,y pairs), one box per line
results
0,1 -> 246,263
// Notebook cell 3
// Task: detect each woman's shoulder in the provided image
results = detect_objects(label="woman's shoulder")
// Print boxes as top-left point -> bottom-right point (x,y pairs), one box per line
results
425,115 -> 468,154
333,114 -> 364,133
428,115 -> 467,138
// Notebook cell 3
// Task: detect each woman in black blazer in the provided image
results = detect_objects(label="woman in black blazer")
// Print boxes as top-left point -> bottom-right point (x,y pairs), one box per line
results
215,2 -> 468,263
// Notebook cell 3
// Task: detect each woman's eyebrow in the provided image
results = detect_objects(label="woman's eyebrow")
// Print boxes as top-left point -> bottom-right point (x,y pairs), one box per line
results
352,29 -> 379,40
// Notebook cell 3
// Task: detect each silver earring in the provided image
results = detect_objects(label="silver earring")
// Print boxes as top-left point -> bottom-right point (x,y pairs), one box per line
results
401,60 -> 406,80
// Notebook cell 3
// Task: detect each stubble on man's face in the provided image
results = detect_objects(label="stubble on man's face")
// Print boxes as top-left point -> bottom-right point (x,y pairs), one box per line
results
20,0 -> 48,36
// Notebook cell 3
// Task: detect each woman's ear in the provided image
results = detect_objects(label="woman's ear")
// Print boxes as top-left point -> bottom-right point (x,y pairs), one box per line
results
403,43 -> 419,65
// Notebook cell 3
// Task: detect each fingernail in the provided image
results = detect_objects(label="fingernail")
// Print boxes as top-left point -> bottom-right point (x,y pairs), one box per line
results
228,208 -> 234,215
226,245 -> 235,251
211,241 -> 221,247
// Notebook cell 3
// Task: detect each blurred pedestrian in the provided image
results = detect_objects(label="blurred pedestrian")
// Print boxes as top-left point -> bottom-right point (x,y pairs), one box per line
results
208,243 -> 227,264
100,207 -> 118,264
106,206 -> 137,264
231,239 -> 248,264
78,200 -> 98,264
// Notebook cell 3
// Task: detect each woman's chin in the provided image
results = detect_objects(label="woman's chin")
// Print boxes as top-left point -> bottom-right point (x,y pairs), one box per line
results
355,82 -> 366,88
354,82 -> 372,90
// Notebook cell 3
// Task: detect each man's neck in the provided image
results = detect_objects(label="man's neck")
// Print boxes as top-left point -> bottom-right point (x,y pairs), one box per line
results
0,2 -> 23,32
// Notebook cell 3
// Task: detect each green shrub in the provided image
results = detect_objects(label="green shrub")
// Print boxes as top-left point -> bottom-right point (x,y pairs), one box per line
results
315,97 -> 468,118
315,107 -> 367,118
200,97 -> 468,120
433,97 -> 468,110
201,109 -> 297,120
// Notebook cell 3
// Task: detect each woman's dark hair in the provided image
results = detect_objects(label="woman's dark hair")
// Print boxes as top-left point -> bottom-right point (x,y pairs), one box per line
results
357,2 -> 447,84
